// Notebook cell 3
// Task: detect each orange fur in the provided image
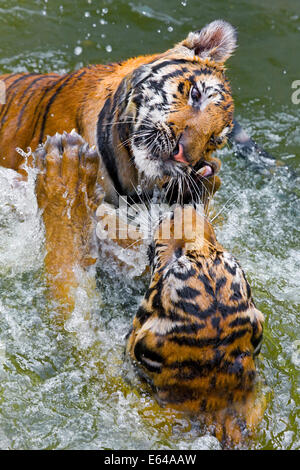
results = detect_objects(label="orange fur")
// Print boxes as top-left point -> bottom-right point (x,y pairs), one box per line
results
0,22 -> 238,311
0,23 -> 236,202
127,207 -> 265,448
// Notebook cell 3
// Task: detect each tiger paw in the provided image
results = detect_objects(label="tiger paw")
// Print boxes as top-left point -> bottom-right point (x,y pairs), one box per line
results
35,130 -> 104,268
35,130 -> 104,215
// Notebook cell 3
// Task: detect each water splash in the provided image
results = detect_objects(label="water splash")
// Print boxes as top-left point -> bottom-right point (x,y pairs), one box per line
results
0,107 -> 298,449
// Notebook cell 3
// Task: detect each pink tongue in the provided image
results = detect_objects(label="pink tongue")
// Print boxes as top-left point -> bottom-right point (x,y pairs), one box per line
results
198,165 -> 213,178
173,143 -> 188,164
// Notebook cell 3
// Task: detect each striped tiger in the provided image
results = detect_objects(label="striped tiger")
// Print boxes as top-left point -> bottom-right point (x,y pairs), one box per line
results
0,19 -> 238,207
126,206 -> 265,448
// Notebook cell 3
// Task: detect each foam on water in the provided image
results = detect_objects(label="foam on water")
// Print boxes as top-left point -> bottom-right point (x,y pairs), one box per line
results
0,165 -> 44,275
0,107 -> 299,450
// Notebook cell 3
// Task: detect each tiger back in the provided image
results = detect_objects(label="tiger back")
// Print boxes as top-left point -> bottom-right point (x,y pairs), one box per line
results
126,206 -> 265,447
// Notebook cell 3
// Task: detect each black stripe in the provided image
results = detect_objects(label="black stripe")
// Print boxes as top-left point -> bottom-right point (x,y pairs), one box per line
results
230,347 -> 251,359
169,322 -> 206,336
170,334 -> 220,348
18,74 -> 57,102
2,73 -> 21,82
177,82 -> 184,94
169,267 -> 197,281
216,276 -> 227,292
0,73 -> 38,126
220,327 -> 251,346
224,261 -> 237,276
218,301 -> 250,318
211,316 -> 221,332
151,277 -> 166,317
168,353 -> 225,379
39,70 -> 86,143
176,299 -> 218,319
229,282 -> 242,301
176,286 -> 200,300
97,96 -> 125,195
251,332 -> 263,355
198,273 -> 215,297
171,327 -> 250,349
150,58 -> 200,74
134,340 -> 163,373
156,385 -> 199,404
16,75 -> 57,132
154,68 -> 188,89
5,73 -> 37,93
135,306 -> 151,325
29,76 -> 62,142
229,316 -> 251,328
194,68 -> 215,77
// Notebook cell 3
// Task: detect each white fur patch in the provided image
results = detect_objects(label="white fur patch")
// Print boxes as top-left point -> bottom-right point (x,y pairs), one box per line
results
142,316 -> 183,336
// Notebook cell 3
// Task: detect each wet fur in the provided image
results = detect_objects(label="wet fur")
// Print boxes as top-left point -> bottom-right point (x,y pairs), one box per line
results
0,20 -> 236,206
126,208 -> 265,447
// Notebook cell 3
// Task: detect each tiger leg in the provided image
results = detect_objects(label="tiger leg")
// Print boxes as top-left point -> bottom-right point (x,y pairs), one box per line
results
35,131 -> 104,315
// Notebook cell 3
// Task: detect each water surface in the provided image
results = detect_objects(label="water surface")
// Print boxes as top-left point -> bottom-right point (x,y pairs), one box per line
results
0,0 -> 299,450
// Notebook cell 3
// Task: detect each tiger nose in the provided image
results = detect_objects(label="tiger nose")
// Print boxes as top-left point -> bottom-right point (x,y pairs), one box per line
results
172,142 -> 188,164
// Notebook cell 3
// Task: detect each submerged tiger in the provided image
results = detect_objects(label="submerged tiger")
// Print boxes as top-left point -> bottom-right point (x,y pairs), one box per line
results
126,206 -> 265,448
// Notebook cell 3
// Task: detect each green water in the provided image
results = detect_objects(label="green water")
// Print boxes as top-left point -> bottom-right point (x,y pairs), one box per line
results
0,0 -> 299,450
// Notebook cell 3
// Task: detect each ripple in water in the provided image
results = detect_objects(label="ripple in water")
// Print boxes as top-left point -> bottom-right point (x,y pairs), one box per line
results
0,109 -> 299,449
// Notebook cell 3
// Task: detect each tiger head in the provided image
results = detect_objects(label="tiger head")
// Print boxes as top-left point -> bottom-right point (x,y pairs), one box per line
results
99,20 -> 237,204
126,206 -> 265,446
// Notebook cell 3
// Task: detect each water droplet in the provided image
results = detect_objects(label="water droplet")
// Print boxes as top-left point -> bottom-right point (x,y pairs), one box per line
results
74,46 -> 83,56
167,26 -> 173,32
85,11 -> 90,18
106,45 -> 112,53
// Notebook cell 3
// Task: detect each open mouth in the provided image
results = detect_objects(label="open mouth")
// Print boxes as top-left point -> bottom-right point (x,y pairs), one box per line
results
161,153 -> 217,205
193,160 -> 215,179
171,143 -> 215,179
162,161 -> 216,205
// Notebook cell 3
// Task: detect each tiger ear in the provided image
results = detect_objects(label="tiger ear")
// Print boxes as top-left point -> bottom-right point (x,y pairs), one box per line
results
179,20 -> 237,63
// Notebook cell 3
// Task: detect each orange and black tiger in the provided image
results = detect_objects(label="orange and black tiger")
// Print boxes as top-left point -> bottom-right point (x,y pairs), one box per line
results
0,19 -> 237,207
126,207 -> 265,448
0,17 -> 266,444
0,19 -> 241,309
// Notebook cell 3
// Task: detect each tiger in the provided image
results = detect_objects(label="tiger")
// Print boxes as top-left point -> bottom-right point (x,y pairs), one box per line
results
0,19 -> 242,310
0,19 -> 238,209
126,206 -> 265,448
